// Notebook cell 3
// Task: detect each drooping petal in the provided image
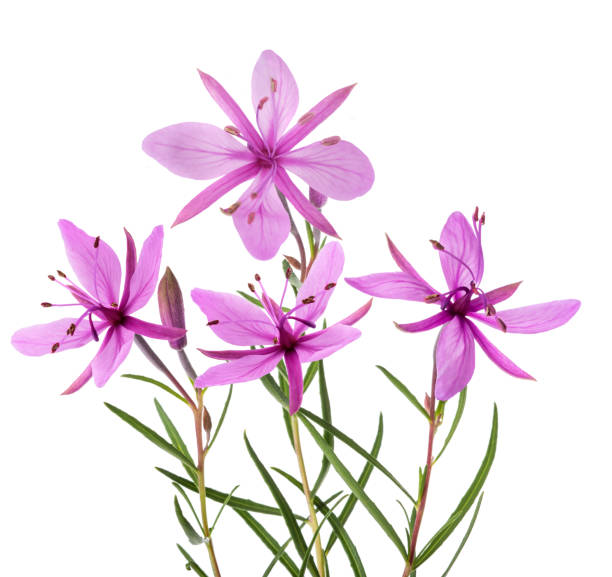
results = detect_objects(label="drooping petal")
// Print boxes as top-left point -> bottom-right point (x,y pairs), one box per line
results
276,84 -> 356,154
468,282 -> 522,313
195,348 -> 284,388
12,317 -> 109,356
439,212 -> 484,290
58,220 -> 122,306
469,300 -> 581,334
124,226 -> 163,314
251,50 -> 298,148
191,288 -> 278,345
465,319 -> 534,380
61,363 -> 93,395
386,235 -> 439,294
281,140 -> 374,201
232,169 -> 291,260
337,298 -> 373,326
274,168 -> 339,238
198,70 -> 265,151
395,311 -> 452,333
172,163 -> 260,226
142,122 -> 255,179
199,345 -> 283,361
119,229 -> 137,310
91,326 -> 134,387
345,272 -> 438,302
296,324 -> 361,363
285,348 -> 304,415
122,316 -> 186,340
435,316 -> 475,401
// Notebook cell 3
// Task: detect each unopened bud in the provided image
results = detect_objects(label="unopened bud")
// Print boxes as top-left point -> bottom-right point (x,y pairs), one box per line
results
284,256 -> 301,272
203,406 -> 213,438
429,240 -> 445,251
157,267 -> 187,350
424,393 -> 432,413
309,187 -> 327,209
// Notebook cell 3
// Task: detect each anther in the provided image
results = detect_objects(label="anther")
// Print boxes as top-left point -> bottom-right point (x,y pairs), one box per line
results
273,337 -> 279,344
430,240 -> 445,251
302,296 -> 315,304
224,125 -> 241,136
257,96 -> 268,110
496,317 -> 507,332
424,294 -> 441,303
66,323 -> 76,336
93,236 -> 100,248
321,136 -> 341,146
298,112 -> 315,125
248,282 -> 256,293
51,342 -> 60,353
247,212 -> 256,224
110,302 -> 118,308
48,275 -> 56,281
207,320 -> 219,326
285,266 -> 293,279
485,304 -> 496,316
251,192 -> 258,199
41,302 -> 53,307
473,206 -> 479,222
270,78 -> 277,93
221,202 -> 240,215
56,270 -> 67,278
480,213 -> 485,225
254,274 -> 261,281
324,282 -> 336,290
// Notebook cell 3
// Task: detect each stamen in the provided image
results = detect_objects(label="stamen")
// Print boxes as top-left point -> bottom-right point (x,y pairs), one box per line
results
287,316 -> 316,329
224,125 -> 241,136
480,213 -> 485,225
285,266 -> 294,280
302,296 -> 315,305
51,342 -> 60,353
254,274 -> 261,281
433,242 -> 477,284
486,304 -> 496,316
298,112 -> 315,125
248,283 -> 256,293
257,96 -> 268,110
321,136 -> 341,146
48,274 -> 56,281
324,282 -> 336,290
221,202 -> 240,215
41,302 -> 52,307
251,191 -> 258,199
93,236 -> 100,249
496,317 -> 507,332
473,206 -> 479,222
88,312 -> 99,342
66,323 -> 76,336
430,240 -> 445,251
424,294 -> 441,303
56,270 -> 67,278
270,78 -> 277,93
273,337 -> 279,344
110,302 -> 118,308
207,320 -> 219,326
247,212 -> 256,224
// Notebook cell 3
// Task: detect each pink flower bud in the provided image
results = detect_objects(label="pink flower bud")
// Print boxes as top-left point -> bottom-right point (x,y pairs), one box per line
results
309,187 -> 327,209
158,267 -> 187,350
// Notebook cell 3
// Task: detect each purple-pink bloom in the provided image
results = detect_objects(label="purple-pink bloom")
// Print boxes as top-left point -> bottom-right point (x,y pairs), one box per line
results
142,50 -> 374,260
192,242 -> 371,414
11,220 -> 186,394
345,209 -> 580,401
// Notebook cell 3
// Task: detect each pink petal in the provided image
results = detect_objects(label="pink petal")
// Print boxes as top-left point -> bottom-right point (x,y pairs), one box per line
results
91,326 -> 134,387
465,319 -> 534,380
58,220 -> 122,306
439,212 -> 484,290
296,324 -> 361,363
191,288 -> 278,346
251,50 -> 299,149
469,299 -> 581,334
122,316 -> 186,340
172,163 -> 260,226
285,348 -> 303,415
345,272 -> 438,302
274,168 -> 339,238
276,84 -> 356,154
468,282 -> 522,313
232,169 -> 291,260
198,70 -> 265,151
12,317 -> 108,356
281,140 -> 374,201
337,298 -> 373,326
195,348 -> 284,388
61,363 -> 93,395
124,225 -> 164,314
435,316 -> 475,400
142,122 -> 255,179
386,235 -> 438,294
119,229 -> 137,310
198,345 -> 283,361
396,311 -> 452,333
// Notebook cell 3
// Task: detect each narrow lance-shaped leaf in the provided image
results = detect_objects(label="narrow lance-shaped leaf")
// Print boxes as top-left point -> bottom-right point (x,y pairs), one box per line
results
376,365 -> 430,421
173,482 -> 203,531
208,384 -> 233,450
435,387 -> 467,463
210,484 -> 240,533
174,496 -> 204,545
302,361 -> 319,392
177,544 -> 209,577
121,373 -> 188,404
311,360 -> 332,497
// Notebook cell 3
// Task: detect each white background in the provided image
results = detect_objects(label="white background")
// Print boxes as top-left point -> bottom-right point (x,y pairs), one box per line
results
1,1 -> 610,575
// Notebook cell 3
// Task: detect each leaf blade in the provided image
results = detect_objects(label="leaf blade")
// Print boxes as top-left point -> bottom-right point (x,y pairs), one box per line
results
376,365 -> 429,420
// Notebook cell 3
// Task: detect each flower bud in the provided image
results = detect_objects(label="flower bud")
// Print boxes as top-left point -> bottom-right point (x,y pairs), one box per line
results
309,187 -> 327,209
158,267 -> 187,350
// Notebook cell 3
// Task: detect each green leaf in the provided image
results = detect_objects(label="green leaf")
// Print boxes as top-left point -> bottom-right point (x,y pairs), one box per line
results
311,361 -> 332,497
237,290 -> 264,308
302,361 -> 319,392
210,484 -> 239,533
121,373 -> 187,404
105,403 -> 196,472
174,496 -> 204,545
435,388 -> 467,463
298,415 -> 408,560
440,492 -> 484,577
305,221 -> 315,257
208,384 -> 233,450
173,482 -> 203,531
177,543 -> 209,577
282,259 -> 302,290
413,405 -> 498,568
376,366 -> 429,421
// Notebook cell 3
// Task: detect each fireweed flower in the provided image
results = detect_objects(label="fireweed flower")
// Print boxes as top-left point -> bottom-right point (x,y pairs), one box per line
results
11,220 -> 186,394
192,242 -> 371,414
143,50 -> 374,260
346,209 -> 580,400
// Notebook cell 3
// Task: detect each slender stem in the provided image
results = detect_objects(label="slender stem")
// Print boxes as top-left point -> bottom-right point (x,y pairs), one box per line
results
277,189 -> 308,282
291,415 -> 325,577
177,348 -> 198,383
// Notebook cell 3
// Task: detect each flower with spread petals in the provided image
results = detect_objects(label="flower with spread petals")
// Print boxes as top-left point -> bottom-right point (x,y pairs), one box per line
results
143,50 -> 374,260
12,220 -> 186,394
346,209 -> 580,400
192,242 -> 371,414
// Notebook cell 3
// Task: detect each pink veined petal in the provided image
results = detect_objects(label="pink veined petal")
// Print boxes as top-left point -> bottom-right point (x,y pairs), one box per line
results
124,225 -> 163,314
198,70 -> 265,151
345,272 -> 439,302
91,326 -> 134,387
122,316 -> 186,340
435,317 -> 475,401
195,348 -> 284,388
296,324 -> 361,364
395,311 -> 452,333
142,122 -> 255,179
172,163 -> 260,227
469,299 -> 581,334
61,363 -> 93,395
337,298 -> 373,326
232,169 -> 291,260
276,84 -> 356,154
251,50 -> 299,149
191,288 -> 278,346
281,140 -> 374,201
465,319 -> 534,380
468,282 -> 522,313
58,219 -> 122,306
119,228 -> 137,310
274,168 -> 339,238
386,235 -> 438,294
439,212 -> 484,290
198,345 -> 283,361
12,317 -> 109,356
285,348 -> 304,415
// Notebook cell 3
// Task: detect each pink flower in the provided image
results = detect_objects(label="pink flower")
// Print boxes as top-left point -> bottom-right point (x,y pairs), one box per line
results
12,220 -> 185,394
192,242 -> 371,414
346,209 -> 580,400
143,50 -> 374,260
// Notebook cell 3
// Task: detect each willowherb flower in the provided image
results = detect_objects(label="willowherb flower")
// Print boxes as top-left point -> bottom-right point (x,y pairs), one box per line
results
11,220 -> 186,394
192,242 -> 371,414
143,50 -> 374,260
346,209 -> 580,400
